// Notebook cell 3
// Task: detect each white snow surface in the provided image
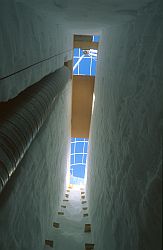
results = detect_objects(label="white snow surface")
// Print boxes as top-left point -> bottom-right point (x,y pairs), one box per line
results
0,0 -> 156,101
86,1 -> 163,250
0,0 -> 162,249
0,81 -> 72,250
0,0 -> 73,101
45,188 -> 92,250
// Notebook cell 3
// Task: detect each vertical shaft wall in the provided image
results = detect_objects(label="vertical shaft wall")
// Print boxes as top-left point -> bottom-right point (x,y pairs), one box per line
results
0,77 -> 72,250
86,2 -> 162,250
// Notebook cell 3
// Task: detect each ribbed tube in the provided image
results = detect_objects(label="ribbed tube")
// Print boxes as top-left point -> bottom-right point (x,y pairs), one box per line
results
0,66 -> 70,193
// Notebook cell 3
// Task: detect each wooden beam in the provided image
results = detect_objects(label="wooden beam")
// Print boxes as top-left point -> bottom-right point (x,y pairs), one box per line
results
74,41 -> 98,50
74,35 -> 93,42
71,75 -> 95,138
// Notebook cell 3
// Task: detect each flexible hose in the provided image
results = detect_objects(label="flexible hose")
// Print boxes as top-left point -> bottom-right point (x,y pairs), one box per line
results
0,66 -> 70,193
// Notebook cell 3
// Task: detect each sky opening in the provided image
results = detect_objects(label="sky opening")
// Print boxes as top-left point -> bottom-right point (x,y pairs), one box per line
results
70,138 -> 88,185
69,35 -> 100,186
73,35 -> 100,76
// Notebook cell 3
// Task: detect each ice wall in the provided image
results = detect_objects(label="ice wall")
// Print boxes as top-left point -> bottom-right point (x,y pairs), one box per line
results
86,2 -> 162,250
0,0 -> 155,102
0,0 -> 73,101
0,80 -> 72,250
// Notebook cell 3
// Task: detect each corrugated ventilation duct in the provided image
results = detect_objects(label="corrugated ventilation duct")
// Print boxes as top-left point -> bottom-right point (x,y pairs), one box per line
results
0,66 -> 70,193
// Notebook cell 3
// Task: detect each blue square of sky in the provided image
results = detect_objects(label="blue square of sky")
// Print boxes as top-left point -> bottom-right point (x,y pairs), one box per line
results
75,154 -> 83,163
84,143 -> 88,153
73,164 -> 85,178
74,48 -> 79,57
93,35 -> 100,42
71,143 -> 75,153
91,59 -> 96,76
83,154 -> 87,164
75,142 -> 84,153
71,154 -> 74,165
76,138 -> 84,142
79,58 -> 90,75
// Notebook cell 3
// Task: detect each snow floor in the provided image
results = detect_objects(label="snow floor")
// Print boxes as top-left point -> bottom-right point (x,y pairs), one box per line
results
44,187 -> 93,250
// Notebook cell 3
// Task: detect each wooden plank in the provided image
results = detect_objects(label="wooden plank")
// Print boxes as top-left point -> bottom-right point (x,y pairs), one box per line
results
74,41 -> 98,50
71,75 -> 95,138
74,35 -> 92,42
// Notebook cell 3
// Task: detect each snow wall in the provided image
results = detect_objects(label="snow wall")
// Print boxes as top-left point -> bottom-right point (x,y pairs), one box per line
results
0,0 -> 73,101
86,2 -> 163,250
0,79 -> 72,249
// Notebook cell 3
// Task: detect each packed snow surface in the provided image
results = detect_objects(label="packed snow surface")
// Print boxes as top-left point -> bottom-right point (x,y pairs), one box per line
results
0,0 -> 162,249
0,81 -> 72,250
86,1 -> 162,250
45,188 -> 92,250
0,0 -> 73,101
0,0 -> 156,101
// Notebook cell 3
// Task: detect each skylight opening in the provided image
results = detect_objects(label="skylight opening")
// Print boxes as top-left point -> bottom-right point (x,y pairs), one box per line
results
67,34 -> 100,188
73,35 -> 100,76
70,138 -> 88,186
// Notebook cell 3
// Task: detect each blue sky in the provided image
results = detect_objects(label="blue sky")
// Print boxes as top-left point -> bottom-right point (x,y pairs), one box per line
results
73,35 -> 100,76
70,138 -> 88,179
70,35 -> 99,182
73,48 -> 97,75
